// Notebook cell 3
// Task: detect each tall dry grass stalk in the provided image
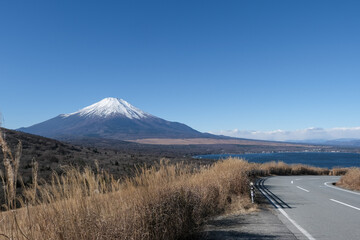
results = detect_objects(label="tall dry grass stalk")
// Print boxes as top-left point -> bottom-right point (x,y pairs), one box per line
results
0,128 -> 22,209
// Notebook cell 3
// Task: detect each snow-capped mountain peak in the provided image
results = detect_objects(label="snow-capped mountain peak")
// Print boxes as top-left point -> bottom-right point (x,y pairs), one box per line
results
18,97 -> 211,140
62,97 -> 151,119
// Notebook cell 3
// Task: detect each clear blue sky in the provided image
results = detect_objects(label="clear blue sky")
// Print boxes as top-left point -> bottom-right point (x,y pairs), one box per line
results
1,0 -> 360,134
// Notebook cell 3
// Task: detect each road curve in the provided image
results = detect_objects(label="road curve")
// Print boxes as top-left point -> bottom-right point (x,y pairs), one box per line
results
257,176 -> 360,240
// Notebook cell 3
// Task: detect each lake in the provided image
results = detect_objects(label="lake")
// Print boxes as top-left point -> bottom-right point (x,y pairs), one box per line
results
194,152 -> 360,168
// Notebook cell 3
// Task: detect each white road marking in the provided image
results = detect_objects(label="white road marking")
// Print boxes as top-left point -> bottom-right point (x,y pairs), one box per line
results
330,199 -> 360,211
278,208 -> 316,240
291,180 -> 294,184
295,178 -> 302,181
297,186 -> 310,192
324,182 -> 360,196
258,183 -> 316,240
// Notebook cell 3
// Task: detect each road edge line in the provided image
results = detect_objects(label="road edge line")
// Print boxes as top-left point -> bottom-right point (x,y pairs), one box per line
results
324,182 -> 360,196
330,199 -> 360,211
257,179 -> 316,240
278,208 -> 316,240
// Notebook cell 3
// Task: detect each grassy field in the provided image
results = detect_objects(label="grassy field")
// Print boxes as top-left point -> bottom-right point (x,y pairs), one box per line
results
0,128 -> 352,240
0,158 -> 332,240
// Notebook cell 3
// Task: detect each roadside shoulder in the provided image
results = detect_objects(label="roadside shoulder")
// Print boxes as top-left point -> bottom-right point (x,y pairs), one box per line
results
196,189 -> 297,240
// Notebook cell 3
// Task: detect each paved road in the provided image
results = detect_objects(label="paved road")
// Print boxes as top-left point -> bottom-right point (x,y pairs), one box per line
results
257,176 -> 360,240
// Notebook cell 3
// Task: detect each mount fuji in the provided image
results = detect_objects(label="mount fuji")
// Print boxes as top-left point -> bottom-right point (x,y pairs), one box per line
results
18,97 -> 219,141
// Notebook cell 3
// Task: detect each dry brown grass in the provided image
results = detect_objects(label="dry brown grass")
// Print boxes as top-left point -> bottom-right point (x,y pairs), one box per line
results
337,168 -> 360,191
0,127 -> 348,240
330,167 -> 349,176
0,153 -> 255,239
251,161 -> 330,176
0,128 -> 22,210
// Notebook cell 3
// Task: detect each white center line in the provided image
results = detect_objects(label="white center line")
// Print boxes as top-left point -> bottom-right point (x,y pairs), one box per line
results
297,186 -> 310,192
291,180 -> 294,184
330,199 -> 360,211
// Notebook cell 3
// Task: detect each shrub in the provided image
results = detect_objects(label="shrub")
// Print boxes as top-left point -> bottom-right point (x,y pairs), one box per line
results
337,168 -> 360,191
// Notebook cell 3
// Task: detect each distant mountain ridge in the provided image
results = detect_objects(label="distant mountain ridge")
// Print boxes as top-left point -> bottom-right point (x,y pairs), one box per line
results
18,97 -> 223,141
288,138 -> 360,147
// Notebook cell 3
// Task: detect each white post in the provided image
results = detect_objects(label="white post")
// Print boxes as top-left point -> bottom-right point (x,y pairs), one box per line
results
250,182 -> 254,203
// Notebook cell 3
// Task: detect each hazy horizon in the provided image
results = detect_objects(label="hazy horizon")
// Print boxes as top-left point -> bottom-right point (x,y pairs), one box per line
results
213,127 -> 360,142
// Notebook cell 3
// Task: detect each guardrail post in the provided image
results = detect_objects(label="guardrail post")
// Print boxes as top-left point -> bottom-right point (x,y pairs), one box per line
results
250,181 -> 254,203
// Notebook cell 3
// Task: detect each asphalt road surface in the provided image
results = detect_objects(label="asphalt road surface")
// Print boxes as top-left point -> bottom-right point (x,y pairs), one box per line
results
257,176 -> 360,240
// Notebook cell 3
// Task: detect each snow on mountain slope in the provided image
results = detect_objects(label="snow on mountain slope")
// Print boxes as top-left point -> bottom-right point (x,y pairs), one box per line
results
18,97 -> 220,140
61,97 -> 152,119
